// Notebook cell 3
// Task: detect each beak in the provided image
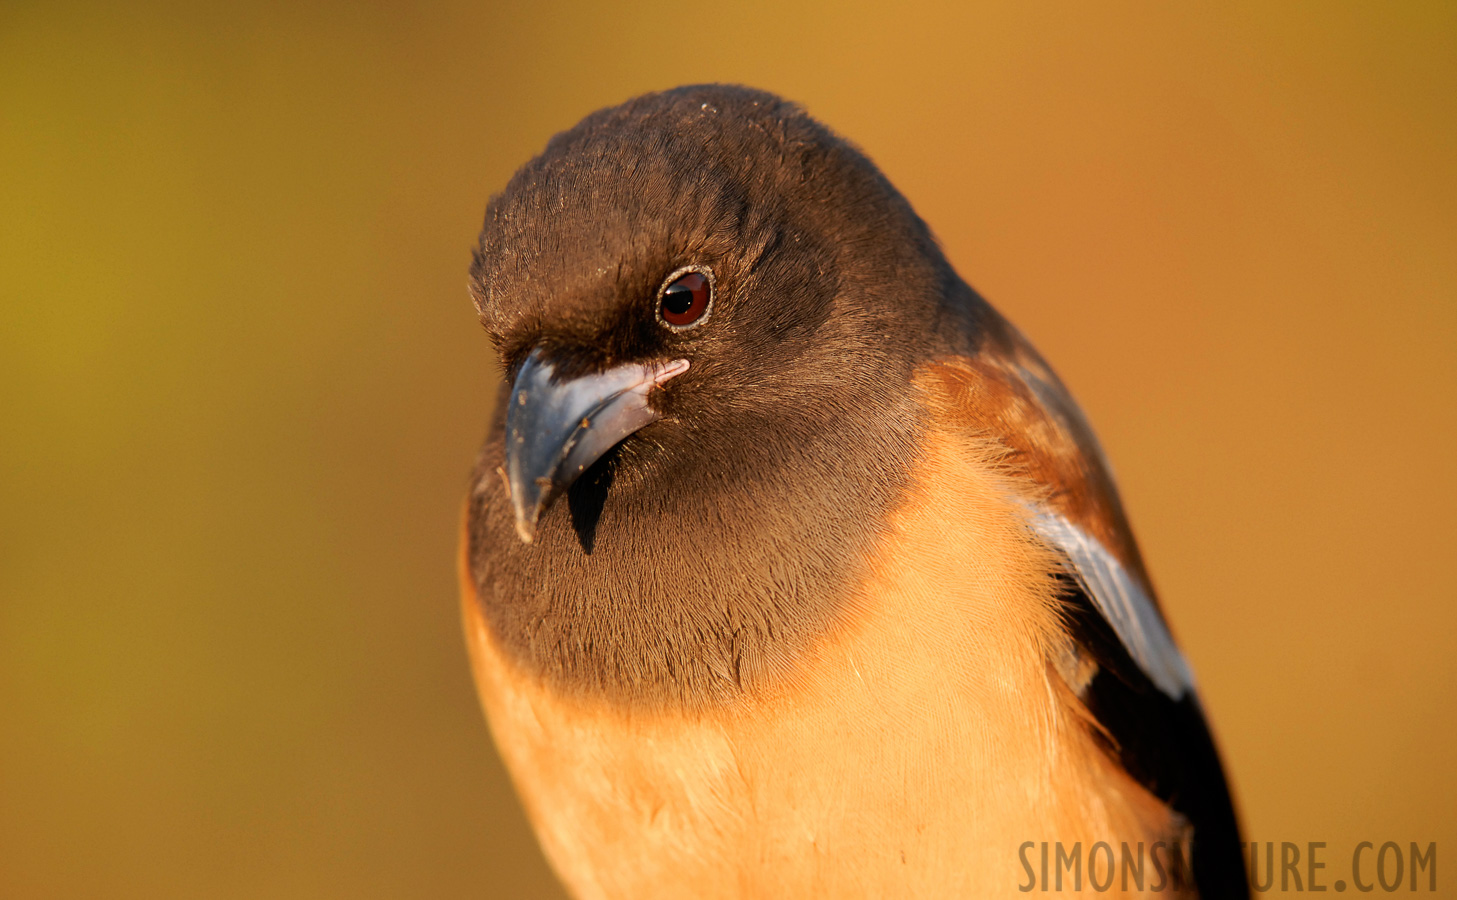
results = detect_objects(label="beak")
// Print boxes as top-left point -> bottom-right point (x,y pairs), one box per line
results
503,349 -> 689,544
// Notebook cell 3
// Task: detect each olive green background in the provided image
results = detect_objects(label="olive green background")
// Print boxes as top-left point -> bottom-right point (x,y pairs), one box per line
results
3,2 -> 1453,897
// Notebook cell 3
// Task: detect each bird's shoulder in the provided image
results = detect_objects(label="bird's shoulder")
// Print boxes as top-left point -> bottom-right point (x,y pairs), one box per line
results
912,324 -> 1249,898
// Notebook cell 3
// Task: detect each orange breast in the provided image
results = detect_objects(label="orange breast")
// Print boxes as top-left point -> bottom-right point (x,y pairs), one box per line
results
461,394 -> 1186,898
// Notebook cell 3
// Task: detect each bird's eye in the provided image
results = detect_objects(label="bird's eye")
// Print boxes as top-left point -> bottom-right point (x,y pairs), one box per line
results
658,269 -> 712,330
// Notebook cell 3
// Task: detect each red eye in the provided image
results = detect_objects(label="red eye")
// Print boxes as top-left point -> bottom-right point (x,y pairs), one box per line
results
659,270 -> 712,329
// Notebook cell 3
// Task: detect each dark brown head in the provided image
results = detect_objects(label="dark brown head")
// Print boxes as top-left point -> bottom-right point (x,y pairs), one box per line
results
466,84 -> 982,706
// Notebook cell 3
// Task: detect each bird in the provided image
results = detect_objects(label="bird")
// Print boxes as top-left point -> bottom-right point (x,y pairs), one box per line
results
459,84 -> 1247,899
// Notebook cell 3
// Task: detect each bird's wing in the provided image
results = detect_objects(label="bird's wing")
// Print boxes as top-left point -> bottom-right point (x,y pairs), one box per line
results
928,319 -> 1192,697
924,315 -> 1248,897
1031,506 -> 1194,697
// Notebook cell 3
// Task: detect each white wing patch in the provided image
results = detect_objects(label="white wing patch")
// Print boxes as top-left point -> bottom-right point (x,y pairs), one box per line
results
1031,511 -> 1194,699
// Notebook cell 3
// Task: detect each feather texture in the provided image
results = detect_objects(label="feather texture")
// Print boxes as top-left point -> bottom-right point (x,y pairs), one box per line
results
1030,510 -> 1193,698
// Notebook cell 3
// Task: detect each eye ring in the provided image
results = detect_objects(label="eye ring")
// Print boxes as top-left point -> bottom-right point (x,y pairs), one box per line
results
656,265 -> 714,331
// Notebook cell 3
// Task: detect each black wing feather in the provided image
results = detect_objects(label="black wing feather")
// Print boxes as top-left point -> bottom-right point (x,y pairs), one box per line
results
1058,572 -> 1249,899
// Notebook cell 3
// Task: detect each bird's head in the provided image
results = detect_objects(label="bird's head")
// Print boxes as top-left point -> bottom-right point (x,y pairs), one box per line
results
466,85 -> 982,702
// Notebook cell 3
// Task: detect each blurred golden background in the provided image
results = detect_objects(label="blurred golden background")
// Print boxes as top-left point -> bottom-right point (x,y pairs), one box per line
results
3,2 -> 1453,897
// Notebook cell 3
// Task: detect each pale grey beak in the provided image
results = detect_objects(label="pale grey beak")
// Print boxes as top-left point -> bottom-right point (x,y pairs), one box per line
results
503,349 -> 688,543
